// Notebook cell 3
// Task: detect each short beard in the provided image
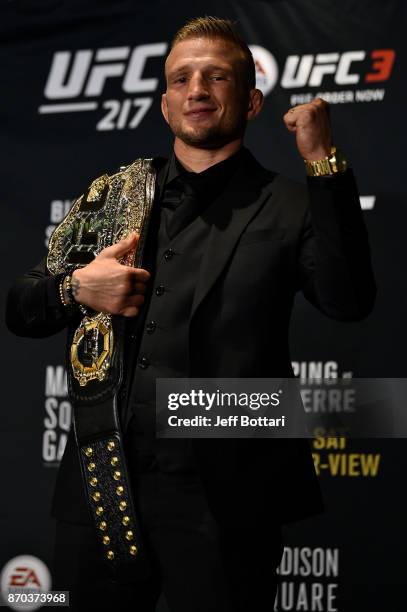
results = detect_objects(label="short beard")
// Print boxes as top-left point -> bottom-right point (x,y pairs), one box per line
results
171,119 -> 246,150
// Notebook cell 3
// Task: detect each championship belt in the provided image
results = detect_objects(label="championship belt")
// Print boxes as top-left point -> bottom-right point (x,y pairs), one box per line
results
47,158 -> 156,572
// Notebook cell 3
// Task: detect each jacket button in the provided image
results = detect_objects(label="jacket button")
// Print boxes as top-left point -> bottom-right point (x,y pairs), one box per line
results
138,356 -> 150,369
155,284 -> 165,296
146,320 -> 156,334
164,249 -> 175,261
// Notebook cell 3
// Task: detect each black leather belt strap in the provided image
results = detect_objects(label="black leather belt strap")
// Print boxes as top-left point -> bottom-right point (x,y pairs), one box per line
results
73,397 -> 146,571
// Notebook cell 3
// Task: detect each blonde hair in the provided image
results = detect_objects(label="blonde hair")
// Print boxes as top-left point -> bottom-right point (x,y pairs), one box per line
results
170,16 -> 256,89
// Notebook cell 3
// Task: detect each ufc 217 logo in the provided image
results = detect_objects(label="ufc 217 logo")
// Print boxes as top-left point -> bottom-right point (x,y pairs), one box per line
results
39,43 -> 168,131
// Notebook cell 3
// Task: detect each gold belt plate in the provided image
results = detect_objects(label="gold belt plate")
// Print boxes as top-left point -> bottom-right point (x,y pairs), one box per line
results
70,313 -> 114,387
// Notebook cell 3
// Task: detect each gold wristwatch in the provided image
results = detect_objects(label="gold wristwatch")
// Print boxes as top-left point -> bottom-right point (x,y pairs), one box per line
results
304,146 -> 348,177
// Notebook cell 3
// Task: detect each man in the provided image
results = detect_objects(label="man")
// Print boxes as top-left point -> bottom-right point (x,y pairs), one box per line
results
6,16 -> 375,612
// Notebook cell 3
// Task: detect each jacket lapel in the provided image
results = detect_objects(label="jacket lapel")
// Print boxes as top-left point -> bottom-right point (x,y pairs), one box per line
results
190,150 -> 275,320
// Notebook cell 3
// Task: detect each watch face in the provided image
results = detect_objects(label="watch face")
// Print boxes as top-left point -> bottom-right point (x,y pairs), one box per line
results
329,148 -> 347,173
329,147 -> 337,163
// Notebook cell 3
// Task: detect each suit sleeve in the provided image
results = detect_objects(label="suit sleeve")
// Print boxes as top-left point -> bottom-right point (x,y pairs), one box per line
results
297,169 -> 377,321
5,256 -> 77,337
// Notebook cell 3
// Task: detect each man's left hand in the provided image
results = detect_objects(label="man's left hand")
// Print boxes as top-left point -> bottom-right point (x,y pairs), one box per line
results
283,98 -> 332,161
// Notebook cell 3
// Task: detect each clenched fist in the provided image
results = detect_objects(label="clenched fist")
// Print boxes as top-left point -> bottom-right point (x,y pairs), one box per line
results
71,232 -> 150,317
283,97 -> 332,161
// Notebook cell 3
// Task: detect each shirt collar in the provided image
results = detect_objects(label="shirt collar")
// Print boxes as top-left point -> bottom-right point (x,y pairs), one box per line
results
165,146 -> 247,189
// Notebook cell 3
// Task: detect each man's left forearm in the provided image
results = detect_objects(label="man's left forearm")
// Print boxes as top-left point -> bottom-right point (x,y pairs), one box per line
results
299,169 -> 377,321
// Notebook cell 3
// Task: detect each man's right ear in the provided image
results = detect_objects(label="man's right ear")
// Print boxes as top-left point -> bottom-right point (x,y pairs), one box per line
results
161,93 -> 169,124
247,88 -> 264,121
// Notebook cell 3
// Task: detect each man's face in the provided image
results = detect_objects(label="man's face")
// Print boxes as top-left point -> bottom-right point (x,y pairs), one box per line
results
162,37 -> 254,149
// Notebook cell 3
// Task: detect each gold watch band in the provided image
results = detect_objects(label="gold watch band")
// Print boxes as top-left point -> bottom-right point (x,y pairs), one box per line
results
304,146 -> 348,177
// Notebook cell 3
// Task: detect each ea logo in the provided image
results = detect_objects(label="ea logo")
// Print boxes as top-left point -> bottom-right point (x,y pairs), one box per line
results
0,556 -> 51,611
249,45 -> 279,96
